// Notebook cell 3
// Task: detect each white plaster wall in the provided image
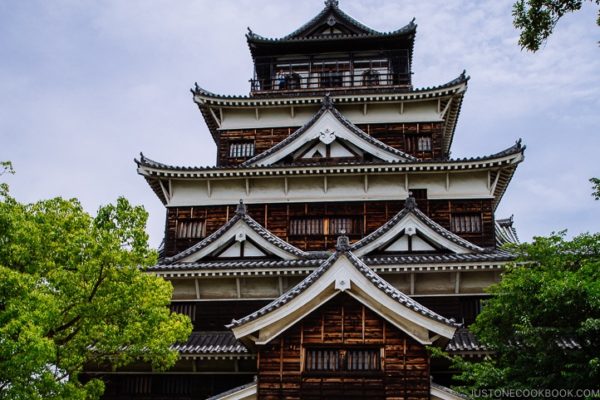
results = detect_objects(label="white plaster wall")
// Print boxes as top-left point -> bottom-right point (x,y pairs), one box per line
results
165,171 -> 492,207
218,100 -> 441,130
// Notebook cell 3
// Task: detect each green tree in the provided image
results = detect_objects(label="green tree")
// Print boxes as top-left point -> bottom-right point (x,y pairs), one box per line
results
444,232 -> 600,397
0,165 -> 192,400
591,177 -> 600,200
513,0 -> 600,51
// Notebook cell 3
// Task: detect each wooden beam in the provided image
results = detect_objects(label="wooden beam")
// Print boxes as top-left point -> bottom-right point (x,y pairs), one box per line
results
255,107 -> 259,120
410,273 -> 415,295
206,180 -> 212,197
290,105 -> 295,118
446,173 -> 450,191
323,175 -> 328,193
284,177 -> 289,195
158,179 -> 171,202
400,101 -> 404,114
245,178 -> 250,195
236,278 -> 241,299
209,107 -> 222,128
440,98 -> 453,118
194,279 -> 201,299
363,103 -> 368,115
363,174 -> 369,193
490,170 -> 501,195
455,271 -> 461,294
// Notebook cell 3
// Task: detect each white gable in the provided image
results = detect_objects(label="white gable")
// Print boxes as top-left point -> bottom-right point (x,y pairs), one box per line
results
179,220 -> 299,262
216,240 -> 267,258
353,213 -> 482,257
245,109 -> 410,166
230,254 -> 456,345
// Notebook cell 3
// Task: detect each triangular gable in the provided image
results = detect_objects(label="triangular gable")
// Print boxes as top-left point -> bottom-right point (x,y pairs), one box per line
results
282,0 -> 376,40
242,97 -> 416,167
351,196 -> 484,257
163,201 -> 309,264
228,239 -> 458,346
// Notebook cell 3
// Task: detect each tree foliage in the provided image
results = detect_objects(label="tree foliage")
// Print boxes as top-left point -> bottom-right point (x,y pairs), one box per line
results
591,177 -> 600,200
446,232 -> 600,396
513,0 -> 600,51
0,166 -> 192,400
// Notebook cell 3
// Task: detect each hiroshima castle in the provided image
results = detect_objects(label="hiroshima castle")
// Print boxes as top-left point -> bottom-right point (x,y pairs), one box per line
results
85,1 -> 524,399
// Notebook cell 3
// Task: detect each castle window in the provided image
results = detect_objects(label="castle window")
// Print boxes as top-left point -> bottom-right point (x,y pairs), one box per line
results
176,219 -> 205,239
451,214 -> 482,233
229,142 -> 255,158
290,218 -> 324,236
417,136 -> 432,152
289,217 -> 363,236
406,135 -> 432,153
305,348 -> 381,372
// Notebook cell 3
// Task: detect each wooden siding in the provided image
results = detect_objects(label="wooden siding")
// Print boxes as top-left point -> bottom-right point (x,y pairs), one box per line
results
217,122 -> 445,166
164,199 -> 495,257
257,294 -> 430,400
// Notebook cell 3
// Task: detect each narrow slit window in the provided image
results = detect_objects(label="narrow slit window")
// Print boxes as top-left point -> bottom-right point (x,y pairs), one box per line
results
305,348 -> 380,372
451,214 -> 482,233
176,219 -> 205,239
229,142 -> 255,158
417,136 -> 432,152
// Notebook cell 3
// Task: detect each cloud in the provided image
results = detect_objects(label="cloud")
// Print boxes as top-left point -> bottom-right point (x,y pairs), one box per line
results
1,0 -> 598,246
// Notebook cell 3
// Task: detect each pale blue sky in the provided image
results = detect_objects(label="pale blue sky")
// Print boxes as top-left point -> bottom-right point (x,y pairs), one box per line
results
1,0 -> 599,246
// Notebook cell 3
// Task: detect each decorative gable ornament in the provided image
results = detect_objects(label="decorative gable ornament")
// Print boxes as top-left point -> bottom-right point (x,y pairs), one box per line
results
319,128 -> 336,144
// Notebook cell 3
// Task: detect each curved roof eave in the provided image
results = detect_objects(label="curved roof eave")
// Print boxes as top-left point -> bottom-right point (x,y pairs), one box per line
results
191,72 -> 468,105
136,140 -> 524,174
245,0 -> 416,44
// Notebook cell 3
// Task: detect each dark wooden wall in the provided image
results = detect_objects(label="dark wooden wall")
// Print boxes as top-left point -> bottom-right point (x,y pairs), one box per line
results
93,373 -> 253,400
164,199 -> 495,257
257,294 -> 430,400
217,122 -> 445,166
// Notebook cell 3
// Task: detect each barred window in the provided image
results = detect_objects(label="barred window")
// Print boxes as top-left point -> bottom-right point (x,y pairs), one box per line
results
289,217 -> 363,236
176,219 -> 205,239
451,214 -> 482,233
229,142 -> 255,158
417,136 -> 432,152
290,218 -> 324,235
406,135 -> 433,153
305,348 -> 380,372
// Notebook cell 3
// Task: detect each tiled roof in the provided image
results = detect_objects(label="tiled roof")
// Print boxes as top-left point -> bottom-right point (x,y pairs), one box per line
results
137,139 -> 524,173
430,382 -> 469,399
162,201 -> 309,264
363,251 -> 515,265
191,72 -> 468,101
227,246 -> 459,329
446,328 -> 488,353
446,328 -> 582,354
351,196 -> 485,254
150,258 -> 325,272
241,95 -> 416,166
246,1 -> 415,43
173,331 -> 248,355
206,380 -> 256,400
495,216 -> 520,246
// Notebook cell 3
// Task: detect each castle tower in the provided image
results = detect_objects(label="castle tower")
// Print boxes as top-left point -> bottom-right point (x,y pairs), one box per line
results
88,2 -> 524,399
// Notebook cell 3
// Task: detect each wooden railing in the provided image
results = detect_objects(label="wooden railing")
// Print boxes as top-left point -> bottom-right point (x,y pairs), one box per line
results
250,71 -> 410,93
